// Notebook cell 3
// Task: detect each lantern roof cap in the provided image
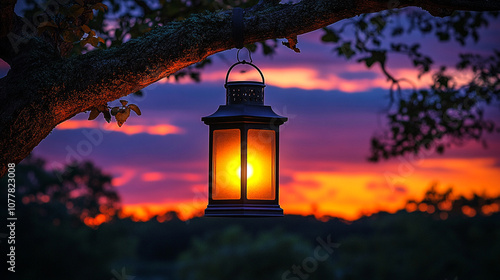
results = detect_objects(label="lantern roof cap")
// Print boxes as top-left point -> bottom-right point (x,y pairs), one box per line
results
202,104 -> 287,125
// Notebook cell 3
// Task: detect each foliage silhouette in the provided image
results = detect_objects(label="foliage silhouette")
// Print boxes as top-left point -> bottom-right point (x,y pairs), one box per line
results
318,10 -> 500,161
13,155 -> 120,222
336,211 -> 500,280
0,156 -> 133,280
176,226 -> 337,280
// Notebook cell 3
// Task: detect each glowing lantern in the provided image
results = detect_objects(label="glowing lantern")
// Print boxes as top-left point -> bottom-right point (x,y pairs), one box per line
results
202,61 -> 287,217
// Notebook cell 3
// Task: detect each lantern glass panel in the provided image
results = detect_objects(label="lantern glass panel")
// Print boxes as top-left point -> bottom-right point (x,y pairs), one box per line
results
247,129 -> 276,200
212,129 -> 241,200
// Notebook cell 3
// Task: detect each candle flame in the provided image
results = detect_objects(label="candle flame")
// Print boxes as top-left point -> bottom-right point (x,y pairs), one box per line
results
237,163 -> 254,179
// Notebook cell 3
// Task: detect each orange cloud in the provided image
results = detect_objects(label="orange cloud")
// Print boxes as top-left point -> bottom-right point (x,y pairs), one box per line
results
141,172 -> 165,182
56,120 -> 183,136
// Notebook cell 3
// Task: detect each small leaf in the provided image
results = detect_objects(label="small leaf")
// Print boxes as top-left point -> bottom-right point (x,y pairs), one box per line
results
38,21 -> 58,29
81,25 -> 91,33
128,104 -> 142,116
115,108 -> 130,127
357,51 -> 386,68
370,16 -> 386,32
436,31 -> 450,41
358,20 -> 368,31
111,107 -> 120,116
391,27 -> 404,36
103,110 -> 112,123
88,108 -> 100,120
37,21 -> 58,35
337,42 -> 355,59
120,100 -> 128,106
92,3 -> 108,12
189,72 -> 200,82
89,36 -> 99,47
282,36 -> 300,53
261,41 -> 275,55
321,28 -> 340,43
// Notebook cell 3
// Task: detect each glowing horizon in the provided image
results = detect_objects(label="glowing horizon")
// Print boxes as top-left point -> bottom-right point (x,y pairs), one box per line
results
112,155 -> 500,222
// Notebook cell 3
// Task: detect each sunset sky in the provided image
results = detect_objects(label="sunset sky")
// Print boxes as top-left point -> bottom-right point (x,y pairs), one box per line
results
2,9 -> 500,221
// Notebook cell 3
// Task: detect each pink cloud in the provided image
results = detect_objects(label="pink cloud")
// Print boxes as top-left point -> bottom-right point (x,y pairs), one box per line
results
111,167 -> 137,187
141,171 -> 204,183
56,120 -> 184,136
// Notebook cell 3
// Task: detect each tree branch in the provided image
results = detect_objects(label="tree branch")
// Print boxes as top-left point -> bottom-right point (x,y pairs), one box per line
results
1,0 -> 500,177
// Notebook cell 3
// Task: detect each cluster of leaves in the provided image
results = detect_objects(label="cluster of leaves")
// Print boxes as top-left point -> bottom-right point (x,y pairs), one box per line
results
86,0 -> 263,82
25,0 -> 108,56
319,9 -> 499,161
9,155 -> 120,221
371,53 -> 499,160
408,10 -> 491,45
26,0 -> 270,111
88,100 -> 142,127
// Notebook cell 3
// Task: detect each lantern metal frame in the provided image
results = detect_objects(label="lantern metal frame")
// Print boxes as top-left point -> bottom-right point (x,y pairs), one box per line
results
202,61 -> 287,217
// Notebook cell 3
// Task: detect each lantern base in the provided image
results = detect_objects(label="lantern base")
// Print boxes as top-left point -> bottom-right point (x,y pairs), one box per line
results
204,203 -> 283,217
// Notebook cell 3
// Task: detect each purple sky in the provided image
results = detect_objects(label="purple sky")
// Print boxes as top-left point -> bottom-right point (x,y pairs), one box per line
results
2,8 -> 500,219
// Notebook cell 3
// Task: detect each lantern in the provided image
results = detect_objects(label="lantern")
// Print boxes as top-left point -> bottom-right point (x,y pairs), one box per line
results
202,60 -> 287,217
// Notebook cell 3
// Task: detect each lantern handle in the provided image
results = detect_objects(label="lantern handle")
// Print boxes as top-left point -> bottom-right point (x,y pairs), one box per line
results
225,61 -> 265,85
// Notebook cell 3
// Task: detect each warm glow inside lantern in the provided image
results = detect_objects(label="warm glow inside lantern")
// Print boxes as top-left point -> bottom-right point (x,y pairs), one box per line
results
202,61 -> 287,217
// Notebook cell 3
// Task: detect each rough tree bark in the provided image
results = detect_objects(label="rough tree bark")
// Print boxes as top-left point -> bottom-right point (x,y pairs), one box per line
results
0,0 -> 499,177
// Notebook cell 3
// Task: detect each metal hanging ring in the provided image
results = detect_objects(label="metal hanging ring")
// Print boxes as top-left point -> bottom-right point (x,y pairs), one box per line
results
225,61 -> 265,85
236,48 -> 252,63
